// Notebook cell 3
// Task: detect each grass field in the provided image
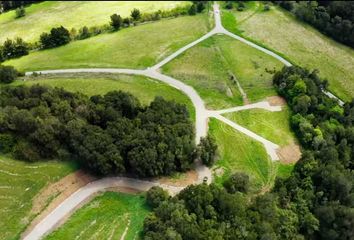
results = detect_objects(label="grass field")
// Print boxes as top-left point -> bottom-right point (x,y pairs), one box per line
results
0,154 -> 77,240
17,73 -> 195,119
209,118 -> 275,192
0,1 -> 190,43
224,107 -> 295,146
222,3 -> 354,101
5,14 -> 211,71
45,192 -> 150,240
162,35 -> 282,109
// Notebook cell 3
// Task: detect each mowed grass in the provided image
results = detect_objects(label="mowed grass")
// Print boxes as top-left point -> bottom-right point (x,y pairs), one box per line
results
45,192 -> 150,240
5,14 -> 211,71
162,35 -> 282,109
209,119 -> 275,191
223,4 -> 354,101
17,73 -> 195,120
224,107 -> 295,146
0,154 -> 77,240
0,1 -> 190,43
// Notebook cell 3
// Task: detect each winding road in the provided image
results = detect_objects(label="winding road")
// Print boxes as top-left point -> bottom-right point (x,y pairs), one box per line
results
23,3 -> 343,239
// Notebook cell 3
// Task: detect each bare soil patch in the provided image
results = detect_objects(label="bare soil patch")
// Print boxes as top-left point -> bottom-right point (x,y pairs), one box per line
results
22,170 -> 95,238
267,95 -> 286,106
277,142 -> 301,164
157,170 -> 198,187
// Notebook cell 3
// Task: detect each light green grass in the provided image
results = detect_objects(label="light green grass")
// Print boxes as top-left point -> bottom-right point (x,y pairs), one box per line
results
16,73 -> 195,120
0,154 -> 77,240
223,3 -> 354,101
0,1 -> 190,43
162,35 -> 282,109
209,118 -> 274,191
45,192 -> 150,240
276,162 -> 294,179
5,14 -> 211,71
224,107 -> 295,146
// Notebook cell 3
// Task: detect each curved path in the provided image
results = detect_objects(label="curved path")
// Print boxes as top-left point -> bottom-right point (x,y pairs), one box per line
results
23,3 -> 341,239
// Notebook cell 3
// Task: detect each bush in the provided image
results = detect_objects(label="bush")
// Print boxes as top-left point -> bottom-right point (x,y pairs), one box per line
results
78,26 -> 91,39
198,135 -> 218,166
223,172 -> 250,193
123,17 -> 131,26
225,2 -> 233,9
0,65 -> 18,83
40,26 -> 71,49
15,6 -> 25,18
264,3 -> 270,11
131,8 -> 141,21
13,141 -> 39,162
0,134 -> 16,153
146,186 -> 169,208
110,13 -> 122,30
1,38 -> 29,60
188,4 -> 197,15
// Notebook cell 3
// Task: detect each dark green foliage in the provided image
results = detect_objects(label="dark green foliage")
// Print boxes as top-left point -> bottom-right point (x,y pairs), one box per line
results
223,172 -> 250,193
225,1 -> 233,9
0,133 -> 15,153
110,14 -> 122,30
146,186 -> 169,208
0,38 -> 29,61
197,135 -> 217,166
144,183 -> 303,239
188,4 -> 197,15
15,6 -> 25,18
276,1 -> 354,48
78,26 -> 90,39
0,85 -> 196,177
0,1 -> 41,12
273,66 -> 354,239
131,8 -> 141,21
40,26 -> 71,49
0,65 -> 18,83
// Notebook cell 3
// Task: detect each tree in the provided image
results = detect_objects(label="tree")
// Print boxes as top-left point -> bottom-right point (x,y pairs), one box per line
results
131,8 -> 141,21
188,4 -> 197,15
198,135 -> 217,166
110,14 -> 123,30
40,26 -> 70,49
146,186 -> 169,208
0,65 -> 18,83
78,26 -> 90,39
15,6 -> 25,18
223,172 -> 250,193
1,38 -> 28,60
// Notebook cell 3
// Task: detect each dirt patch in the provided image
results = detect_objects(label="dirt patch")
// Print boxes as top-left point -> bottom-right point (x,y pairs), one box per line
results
22,170 -> 95,238
267,96 -> 286,106
157,170 -> 198,187
277,142 -> 302,164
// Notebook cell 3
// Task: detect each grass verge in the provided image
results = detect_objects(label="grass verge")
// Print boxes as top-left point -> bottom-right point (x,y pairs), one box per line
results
44,192 -> 150,240
0,154 -> 77,240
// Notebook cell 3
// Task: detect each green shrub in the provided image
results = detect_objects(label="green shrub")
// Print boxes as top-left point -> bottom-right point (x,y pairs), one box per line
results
0,65 -> 18,83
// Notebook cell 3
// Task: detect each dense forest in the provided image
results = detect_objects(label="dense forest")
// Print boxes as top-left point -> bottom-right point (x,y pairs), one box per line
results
276,1 -> 354,48
143,66 -> 354,240
0,85 -> 197,177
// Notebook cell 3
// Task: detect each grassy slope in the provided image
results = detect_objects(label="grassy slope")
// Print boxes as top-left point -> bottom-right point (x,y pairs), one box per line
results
162,35 -> 282,109
209,118 -> 275,191
0,1 -> 190,43
223,3 -> 354,101
45,192 -> 150,240
17,73 -> 195,120
5,14 -> 211,71
0,155 -> 77,240
224,107 -> 295,146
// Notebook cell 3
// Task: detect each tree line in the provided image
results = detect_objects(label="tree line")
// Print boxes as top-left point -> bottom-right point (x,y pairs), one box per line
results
142,66 -> 354,239
0,85 -> 202,177
275,1 -> 354,48
0,1 -> 209,63
0,1 -> 40,13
